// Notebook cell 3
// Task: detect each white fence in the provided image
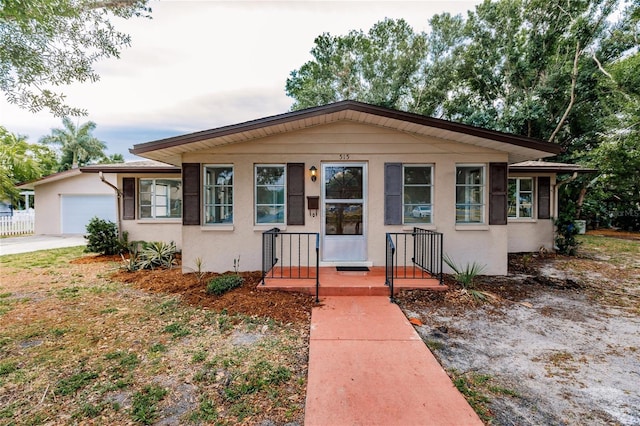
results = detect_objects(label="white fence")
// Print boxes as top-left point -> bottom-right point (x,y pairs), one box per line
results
0,211 -> 35,236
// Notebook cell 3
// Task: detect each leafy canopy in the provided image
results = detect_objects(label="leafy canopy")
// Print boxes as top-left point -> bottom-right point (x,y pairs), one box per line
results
0,0 -> 151,117
0,126 -> 57,203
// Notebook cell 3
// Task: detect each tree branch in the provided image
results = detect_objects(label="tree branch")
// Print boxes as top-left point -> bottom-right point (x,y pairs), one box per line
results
549,40 -> 581,143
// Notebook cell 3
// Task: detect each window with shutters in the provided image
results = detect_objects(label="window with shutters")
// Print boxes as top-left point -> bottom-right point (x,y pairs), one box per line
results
139,178 -> 182,219
508,178 -> 534,219
203,165 -> 233,224
456,165 -> 485,223
403,165 -> 433,224
255,165 -> 286,224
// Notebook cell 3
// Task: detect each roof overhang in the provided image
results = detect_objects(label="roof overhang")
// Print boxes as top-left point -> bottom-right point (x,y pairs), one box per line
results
80,160 -> 180,174
17,168 -> 82,190
130,101 -> 563,166
509,160 -> 597,174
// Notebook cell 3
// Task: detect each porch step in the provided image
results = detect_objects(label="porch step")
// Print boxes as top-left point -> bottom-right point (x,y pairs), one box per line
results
258,266 -> 447,297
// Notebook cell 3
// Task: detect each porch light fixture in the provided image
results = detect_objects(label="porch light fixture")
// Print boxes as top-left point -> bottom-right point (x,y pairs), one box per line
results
309,166 -> 317,182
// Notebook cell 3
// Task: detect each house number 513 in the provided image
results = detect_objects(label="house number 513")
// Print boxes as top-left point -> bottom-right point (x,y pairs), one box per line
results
339,154 -> 350,160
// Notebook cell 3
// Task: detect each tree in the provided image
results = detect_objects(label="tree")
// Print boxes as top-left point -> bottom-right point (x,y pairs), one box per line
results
286,19 -> 426,111
0,126 -> 57,204
0,0 -> 151,117
287,0 -> 639,228
39,117 -> 108,170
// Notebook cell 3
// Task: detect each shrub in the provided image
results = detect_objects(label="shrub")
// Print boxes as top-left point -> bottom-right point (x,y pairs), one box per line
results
555,210 -> 581,255
85,217 -> 124,255
136,241 -> 178,270
122,241 -> 178,271
206,274 -> 244,295
443,254 -> 485,289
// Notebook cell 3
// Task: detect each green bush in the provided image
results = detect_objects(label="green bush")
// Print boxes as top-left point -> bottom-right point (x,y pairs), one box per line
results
555,209 -> 581,256
206,274 -> 244,295
85,217 -> 123,255
122,241 -> 178,271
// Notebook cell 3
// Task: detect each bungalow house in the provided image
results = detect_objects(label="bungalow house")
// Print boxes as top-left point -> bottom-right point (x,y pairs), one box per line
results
22,101 -> 594,277
125,100 -> 572,276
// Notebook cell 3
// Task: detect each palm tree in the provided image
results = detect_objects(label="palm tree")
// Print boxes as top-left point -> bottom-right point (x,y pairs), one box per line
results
0,126 -> 57,204
39,117 -> 107,170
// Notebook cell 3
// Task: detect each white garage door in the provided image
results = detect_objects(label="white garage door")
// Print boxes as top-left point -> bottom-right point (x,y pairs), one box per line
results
61,195 -> 117,234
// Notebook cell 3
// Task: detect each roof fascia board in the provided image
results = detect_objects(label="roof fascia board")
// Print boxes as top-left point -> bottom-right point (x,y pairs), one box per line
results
130,100 -> 563,156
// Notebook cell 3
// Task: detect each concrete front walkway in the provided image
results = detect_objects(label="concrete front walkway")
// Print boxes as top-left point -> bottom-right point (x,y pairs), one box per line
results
305,296 -> 483,426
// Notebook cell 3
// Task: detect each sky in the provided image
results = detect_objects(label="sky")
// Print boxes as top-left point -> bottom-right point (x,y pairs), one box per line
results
1,0 -> 482,161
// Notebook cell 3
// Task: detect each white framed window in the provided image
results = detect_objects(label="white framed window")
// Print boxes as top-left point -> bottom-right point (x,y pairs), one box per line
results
203,165 -> 233,224
255,165 -> 286,225
403,165 -> 433,224
456,165 -> 485,223
508,178 -> 534,219
139,178 -> 182,219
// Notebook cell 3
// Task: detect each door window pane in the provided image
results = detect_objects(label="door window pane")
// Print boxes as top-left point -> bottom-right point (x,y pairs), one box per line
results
325,167 -> 363,200
325,203 -> 363,235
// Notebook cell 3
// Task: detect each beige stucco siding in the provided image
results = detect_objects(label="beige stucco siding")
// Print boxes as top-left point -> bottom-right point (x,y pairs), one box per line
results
33,172 -> 116,234
180,121 -> 511,275
507,173 -> 557,253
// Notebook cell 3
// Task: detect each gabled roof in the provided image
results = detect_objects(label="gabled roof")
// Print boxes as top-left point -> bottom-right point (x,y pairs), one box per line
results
130,100 -> 563,165
17,168 -> 82,190
80,160 -> 180,174
509,160 -> 597,174
17,160 -> 179,190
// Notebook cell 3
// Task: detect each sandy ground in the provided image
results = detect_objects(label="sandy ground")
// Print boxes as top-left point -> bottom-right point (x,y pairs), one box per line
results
401,268 -> 640,425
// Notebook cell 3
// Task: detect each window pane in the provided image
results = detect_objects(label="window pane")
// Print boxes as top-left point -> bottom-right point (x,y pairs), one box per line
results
404,167 -> 431,185
519,178 -> 533,191
325,203 -> 363,235
456,167 -> 482,185
256,167 -> 284,185
456,205 -> 483,223
256,187 -> 284,205
519,205 -> 532,218
256,206 -> 285,224
140,193 -> 152,204
140,206 -> 152,218
139,180 -> 152,192
404,186 -> 431,204
325,167 -> 363,199
404,205 -> 432,223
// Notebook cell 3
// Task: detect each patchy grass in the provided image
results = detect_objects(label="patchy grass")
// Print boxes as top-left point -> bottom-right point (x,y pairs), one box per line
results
0,248 -> 309,424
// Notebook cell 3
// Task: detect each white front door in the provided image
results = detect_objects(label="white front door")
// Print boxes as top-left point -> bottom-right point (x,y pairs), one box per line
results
321,163 -> 367,262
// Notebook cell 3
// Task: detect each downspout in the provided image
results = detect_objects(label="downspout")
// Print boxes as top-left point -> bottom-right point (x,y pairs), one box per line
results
99,172 -> 123,239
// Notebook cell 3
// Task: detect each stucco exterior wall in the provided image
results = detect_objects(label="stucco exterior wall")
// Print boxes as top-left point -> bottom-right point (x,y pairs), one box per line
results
33,172 -> 116,234
118,173 -> 183,249
180,122 -> 511,275
507,173 -> 557,253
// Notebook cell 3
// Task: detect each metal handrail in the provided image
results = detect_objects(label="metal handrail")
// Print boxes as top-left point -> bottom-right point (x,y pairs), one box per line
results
261,228 -> 321,302
385,227 -> 444,300
385,233 -> 396,302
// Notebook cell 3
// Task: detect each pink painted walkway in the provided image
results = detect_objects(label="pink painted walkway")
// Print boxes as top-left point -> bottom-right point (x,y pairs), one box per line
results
305,296 -> 483,426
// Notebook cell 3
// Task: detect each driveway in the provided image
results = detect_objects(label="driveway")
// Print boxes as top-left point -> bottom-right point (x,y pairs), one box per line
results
0,234 -> 86,256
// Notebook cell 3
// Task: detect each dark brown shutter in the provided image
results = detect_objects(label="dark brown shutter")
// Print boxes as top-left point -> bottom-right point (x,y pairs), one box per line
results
489,163 -> 508,225
122,177 -> 135,220
384,163 -> 402,225
538,176 -> 551,219
182,163 -> 201,226
287,163 -> 305,225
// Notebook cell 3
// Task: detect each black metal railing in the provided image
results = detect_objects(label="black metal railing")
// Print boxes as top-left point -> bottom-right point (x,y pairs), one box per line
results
385,227 -> 444,301
261,228 -> 320,302
385,233 -> 396,302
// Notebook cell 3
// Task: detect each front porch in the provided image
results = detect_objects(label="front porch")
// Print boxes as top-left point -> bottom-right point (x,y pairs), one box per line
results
258,266 -> 446,297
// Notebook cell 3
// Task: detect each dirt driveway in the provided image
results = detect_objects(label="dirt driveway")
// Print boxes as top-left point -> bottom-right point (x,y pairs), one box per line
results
398,233 -> 640,425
